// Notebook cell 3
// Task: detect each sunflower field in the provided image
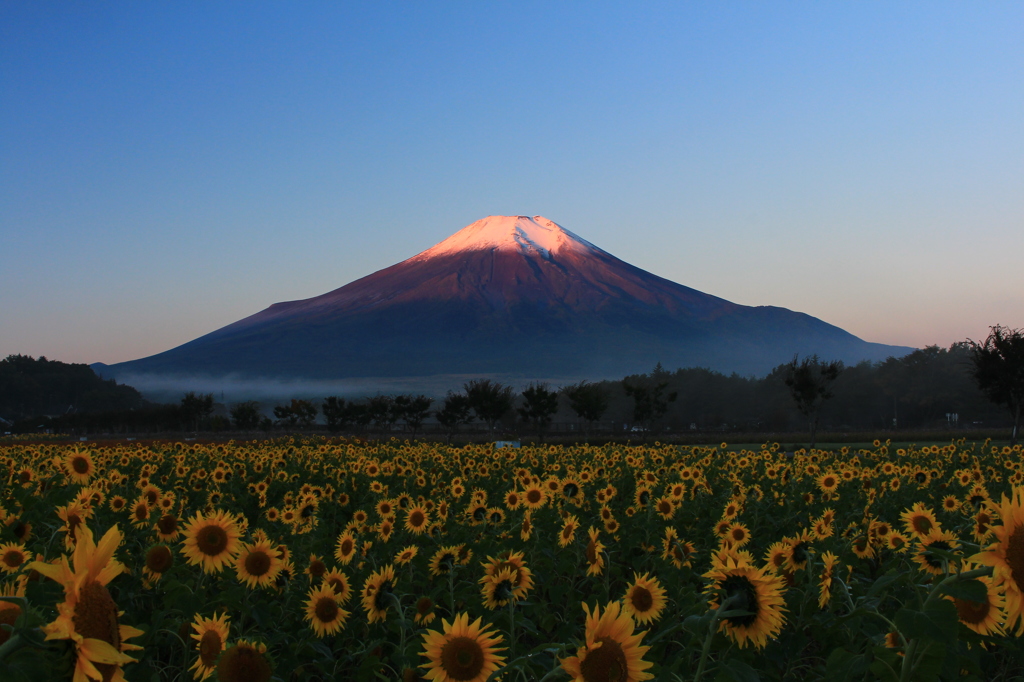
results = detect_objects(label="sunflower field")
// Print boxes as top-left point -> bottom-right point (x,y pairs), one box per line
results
1,437 -> 1024,682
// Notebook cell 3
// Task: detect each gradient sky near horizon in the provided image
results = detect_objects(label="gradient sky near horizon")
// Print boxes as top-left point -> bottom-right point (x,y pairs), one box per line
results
2,3 -> 1022,369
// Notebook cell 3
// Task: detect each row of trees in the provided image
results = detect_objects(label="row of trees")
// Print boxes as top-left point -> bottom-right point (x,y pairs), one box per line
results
6,327 -> 1021,443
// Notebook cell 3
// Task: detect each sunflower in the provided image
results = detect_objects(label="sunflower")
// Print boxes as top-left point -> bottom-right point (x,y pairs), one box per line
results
480,551 -> 533,603
782,531 -> 813,572
361,564 -> 397,623
763,542 -> 788,575
189,612 -> 230,682
414,596 -> 436,625
945,575 -> 1005,636
429,546 -> 462,577
480,567 -> 519,609
901,502 -> 940,541
130,497 -> 151,529
0,579 -> 26,646
522,486 -> 546,510
662,528 -> 695,569
27,524 -> 144,682
305,553 -> 328,580
395,545 -> 419,565
334,532 -> 357,565
217,639 -> 272,682
970,486 -> 1024,634
235,539 -> 284,589
725,522 -> 751,548
181,510 -> 242,575
155,514 -> 180,541
0,542 -> 27,574
520,511 -> 533,541
322,569 -> 352,603
914,529 -> 961,575
304,583 -> 349,637
621,573 -> 667,625
818,552 -> 840,608
405,505 -> 430,534
419,612 -> 505,682
584,527 -> 606,576
560,601 -> 653,682
57,501 -> 92,549
142,544 -> 174,585
703,549 -> 787,649
65,448 -> 95,484
560,515 -> 580,547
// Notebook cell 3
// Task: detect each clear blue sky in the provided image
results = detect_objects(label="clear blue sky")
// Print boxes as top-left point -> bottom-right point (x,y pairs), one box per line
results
2,2 -> 1022,366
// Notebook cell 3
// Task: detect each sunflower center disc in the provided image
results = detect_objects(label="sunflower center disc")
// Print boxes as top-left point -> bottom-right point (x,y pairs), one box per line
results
74,581 -> 121,681
2,550 -> 23,569
199,630 -> 222,666
722,575 -> 759,627
158,515 -> 178,534
146,546 -> 173,573
954,596 -> 990,625
245,551 -> 272,576
440,636 -> 484,681
315,597 -> 338,622
198,525 -> 228,556
631,586 -> 654,612
580,636 -> 627,682
72,457 -> 90,474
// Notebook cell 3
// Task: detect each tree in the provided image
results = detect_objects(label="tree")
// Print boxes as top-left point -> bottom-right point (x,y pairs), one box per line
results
622,379 -> 677,436
180,392 -> 214,432
365,395 -> 398,436
435,392 -> 474,444
393,394 -> 433,437
230,401 -> 261,430
273,399 -> 317,428
321,396 -> 351,433
517,383 -> 560,441
464,379 -> 515,433
561,381 -> 610,439
783,355 -> 843,449
969,325 -> 1024,445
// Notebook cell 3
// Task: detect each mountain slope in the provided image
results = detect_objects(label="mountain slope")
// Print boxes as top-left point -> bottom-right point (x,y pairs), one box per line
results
102,215 -> 912,382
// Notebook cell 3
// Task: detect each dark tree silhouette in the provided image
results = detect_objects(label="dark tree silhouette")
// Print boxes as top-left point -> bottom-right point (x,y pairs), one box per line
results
322,396 -> 351,433
517,382 -> 559,441
273,399 -> 317,428
783,355 -> 843,449
970,325 -> 1024,445
230,401 -> 261,430
180,392 -> 214,432
464,379 -> 515,432
622,379 -> 677,436
561,381 -> 610,439
394,394 -> 433,437
435,392 -> 474,444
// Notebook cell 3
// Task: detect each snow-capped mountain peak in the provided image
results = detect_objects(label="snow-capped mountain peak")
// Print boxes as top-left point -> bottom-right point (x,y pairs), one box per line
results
413,215 -> 597,261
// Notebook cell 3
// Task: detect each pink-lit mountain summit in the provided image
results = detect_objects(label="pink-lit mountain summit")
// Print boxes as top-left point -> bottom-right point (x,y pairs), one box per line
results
99,215 -> 911,383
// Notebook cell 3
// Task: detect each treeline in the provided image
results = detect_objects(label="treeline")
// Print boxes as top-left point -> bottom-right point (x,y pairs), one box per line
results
3,340 -> 1020,439
0,355 -> 146,422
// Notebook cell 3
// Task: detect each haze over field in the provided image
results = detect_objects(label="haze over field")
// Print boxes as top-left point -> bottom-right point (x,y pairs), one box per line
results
2,4 -> 1022,369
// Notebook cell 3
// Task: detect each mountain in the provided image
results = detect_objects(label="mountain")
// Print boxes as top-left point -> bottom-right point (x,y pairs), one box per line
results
98,215 -> 912,389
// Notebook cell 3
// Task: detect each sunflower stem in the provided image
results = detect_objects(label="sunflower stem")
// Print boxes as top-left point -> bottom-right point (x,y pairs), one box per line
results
898,565 -> 993,682
693,594 -> 741,682
507,597 -> 517,659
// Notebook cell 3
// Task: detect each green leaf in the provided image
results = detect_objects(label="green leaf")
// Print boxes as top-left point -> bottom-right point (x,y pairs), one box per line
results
894,609 -> 944,642
714,658 -> 760,682
940,578 -> 987,604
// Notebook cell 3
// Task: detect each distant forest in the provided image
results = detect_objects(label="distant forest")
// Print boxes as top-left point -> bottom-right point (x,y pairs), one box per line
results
0,343 -> 1013,438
